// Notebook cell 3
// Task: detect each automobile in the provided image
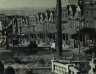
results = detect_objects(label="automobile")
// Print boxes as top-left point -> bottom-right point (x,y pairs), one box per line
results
25,41 -> 38,54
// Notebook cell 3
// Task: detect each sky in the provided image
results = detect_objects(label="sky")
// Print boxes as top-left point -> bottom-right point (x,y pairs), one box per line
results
0,0 -> 68,9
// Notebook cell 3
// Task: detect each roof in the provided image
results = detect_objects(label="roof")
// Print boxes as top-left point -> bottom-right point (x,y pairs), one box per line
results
42,13 -> 45,20
37,13 -> 41,21
45,10 -> 51,19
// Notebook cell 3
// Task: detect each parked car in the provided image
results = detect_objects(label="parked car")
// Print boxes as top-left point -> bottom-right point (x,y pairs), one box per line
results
25,41 -> 37,54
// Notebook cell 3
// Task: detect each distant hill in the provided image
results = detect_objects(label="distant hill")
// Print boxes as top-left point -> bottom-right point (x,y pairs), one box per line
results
1,7 -> 55,16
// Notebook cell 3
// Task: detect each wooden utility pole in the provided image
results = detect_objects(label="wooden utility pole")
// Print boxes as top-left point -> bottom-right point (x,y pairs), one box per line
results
56,0 -> 62,57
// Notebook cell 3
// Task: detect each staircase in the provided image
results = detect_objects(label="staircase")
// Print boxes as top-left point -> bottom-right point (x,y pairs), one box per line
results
5,17 -> 15,29
0,17 -> 15,47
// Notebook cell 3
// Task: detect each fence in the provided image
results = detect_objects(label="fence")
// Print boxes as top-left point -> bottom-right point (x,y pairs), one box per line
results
51,60 -> 69,74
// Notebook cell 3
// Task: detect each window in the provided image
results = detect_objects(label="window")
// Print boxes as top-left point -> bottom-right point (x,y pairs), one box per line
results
48,24 -> 49,29
65,14 -> 67,18
86,20 -> 88,27
78,12 -> 81,17
91,11 -> 93,14
86,11 -> 88,14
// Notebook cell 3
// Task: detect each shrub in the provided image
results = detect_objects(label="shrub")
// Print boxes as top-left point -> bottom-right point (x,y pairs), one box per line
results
5,66 -> 15,74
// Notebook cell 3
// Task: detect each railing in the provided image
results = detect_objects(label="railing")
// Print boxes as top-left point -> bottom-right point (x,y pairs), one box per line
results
5,17 -> 16,29
51,60 -> 70,74
51,60 -> 85,74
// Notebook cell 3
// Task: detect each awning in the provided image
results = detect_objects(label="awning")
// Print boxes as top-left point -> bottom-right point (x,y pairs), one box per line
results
31,30 -> 56,34
71,28 -> 96,39
62,29 -> 79,35
80,28 -> 96,35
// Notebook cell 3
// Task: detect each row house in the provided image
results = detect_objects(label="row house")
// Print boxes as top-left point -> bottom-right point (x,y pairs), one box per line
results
29,15 -> 37,33
67,5 -> 82,29
0,14 -> 5,31
69,0 -> 78,5
82,0 -> 96,46
36,10 -> 55,24
62,0 -> 93,48
62,4 -> 83,48
67,0 -> 84,29
35,10 -> 56,44
66,0 -> 96,49
29,7 -> 74,45
0,21 -> 2,40
0,8 -> 68,45
5,15 -> 30,44
17,16 -> 30,44
0,14 -> 6,29
34,8 -> 69,44
84,0 -> 96,28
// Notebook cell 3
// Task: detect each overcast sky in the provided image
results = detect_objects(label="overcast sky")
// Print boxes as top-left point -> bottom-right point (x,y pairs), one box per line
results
0,0 -> 68,9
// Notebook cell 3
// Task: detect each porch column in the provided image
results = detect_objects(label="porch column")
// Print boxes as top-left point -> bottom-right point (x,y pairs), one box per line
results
65,34 -> 67,44
74,39 -> 75,48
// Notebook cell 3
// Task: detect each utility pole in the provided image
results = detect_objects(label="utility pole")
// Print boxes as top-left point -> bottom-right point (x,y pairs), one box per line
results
56,0 -> 62,57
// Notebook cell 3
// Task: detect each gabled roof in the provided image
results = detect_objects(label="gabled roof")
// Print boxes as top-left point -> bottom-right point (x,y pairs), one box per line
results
71,5 -> 77,17
42,13 -> 45,20
37,13 -> 41,21
50,11 -> 56,20
45,10 -> 51,19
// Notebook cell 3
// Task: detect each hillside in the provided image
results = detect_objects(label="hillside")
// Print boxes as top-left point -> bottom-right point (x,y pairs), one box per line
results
1,7 -> 55,16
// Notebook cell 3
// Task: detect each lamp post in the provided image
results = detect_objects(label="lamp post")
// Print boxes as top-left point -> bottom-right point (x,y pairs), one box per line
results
76,17 -> 81,54
56,0 -> 62,57
76,5 -> 82,54
12,18 -> 14,50
93,17 -> 96,46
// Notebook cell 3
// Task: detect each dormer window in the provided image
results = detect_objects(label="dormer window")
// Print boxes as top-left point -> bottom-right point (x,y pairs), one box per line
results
0,21 -> 2,31
36,15 -> 39,21
91,11 -> 93,13
45,12 -> 47,16
78,12 -> 81,17
22,18 -> 25,24
25,18 -> 28,25
45,12 -> 48,21
37,14 -> 41,22
86,11 -> 88,14
40,14 -> 43,21
50,12 -> 53,22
